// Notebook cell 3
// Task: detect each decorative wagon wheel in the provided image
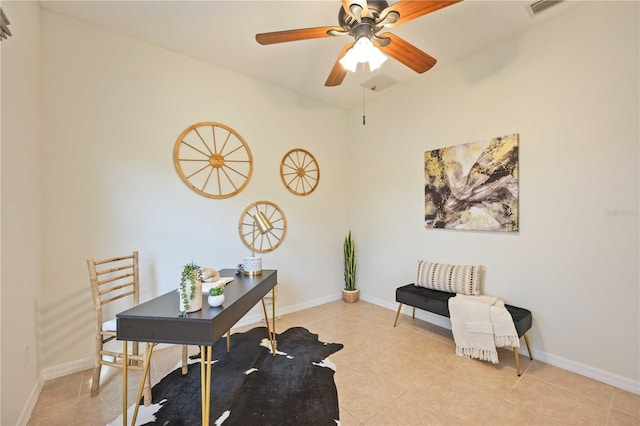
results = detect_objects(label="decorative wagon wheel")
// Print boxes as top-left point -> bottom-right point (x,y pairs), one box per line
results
280,149 -> 320,196
173,122 -> 253,199
238,201 -> 287,253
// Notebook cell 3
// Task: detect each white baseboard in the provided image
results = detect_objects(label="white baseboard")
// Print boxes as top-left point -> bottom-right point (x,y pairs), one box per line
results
17,375 -> 44,426
19,357 -> 97,425
42,356 -> 94,381
362,294 -> 640,395
530,348 -> 640,395
233,293 -> 342,328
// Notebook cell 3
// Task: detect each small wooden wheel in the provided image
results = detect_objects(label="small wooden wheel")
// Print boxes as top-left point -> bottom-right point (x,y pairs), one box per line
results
280,149 -> 320,196
174,122 -> 253,199
238,201 -> 287,253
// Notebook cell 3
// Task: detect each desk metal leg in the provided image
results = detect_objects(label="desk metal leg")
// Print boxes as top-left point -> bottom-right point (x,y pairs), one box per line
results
200,345 -> 213,426
260,289 -> 277,355
206,346 -> 212,424
123,342 -> 127,426
200,346 -> 205,425
271,287 -> 276,343
131,343 -> 155,426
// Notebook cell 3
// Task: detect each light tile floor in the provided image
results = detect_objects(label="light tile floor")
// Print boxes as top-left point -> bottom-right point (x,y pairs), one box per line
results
28,300 -> 639,425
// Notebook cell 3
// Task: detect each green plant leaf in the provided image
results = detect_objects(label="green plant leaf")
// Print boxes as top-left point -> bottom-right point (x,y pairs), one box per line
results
179,261 -> 203,315
209,286 -> 225,296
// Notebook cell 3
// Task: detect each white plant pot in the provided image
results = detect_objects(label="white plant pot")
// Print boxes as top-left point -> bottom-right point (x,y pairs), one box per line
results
179,280 -> 203,313
208,294 -> 225,307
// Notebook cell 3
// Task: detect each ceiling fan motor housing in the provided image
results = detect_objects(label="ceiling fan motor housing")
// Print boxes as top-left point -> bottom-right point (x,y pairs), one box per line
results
351,17 -> 376,41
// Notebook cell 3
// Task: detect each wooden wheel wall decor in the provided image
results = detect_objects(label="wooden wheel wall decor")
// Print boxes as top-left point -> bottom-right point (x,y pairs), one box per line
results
238,201 -> 287,253
280,148 -> 320,196
173,122 -> 253,199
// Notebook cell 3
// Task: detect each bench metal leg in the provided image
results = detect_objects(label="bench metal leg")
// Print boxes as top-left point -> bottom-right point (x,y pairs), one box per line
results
523,332 -> 533,360
393,303 -> 403,327
394,305 -> 418,327
513,332 -> 533,376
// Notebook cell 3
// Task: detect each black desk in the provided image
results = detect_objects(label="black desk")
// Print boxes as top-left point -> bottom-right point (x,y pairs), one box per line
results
117,269 -> 278,426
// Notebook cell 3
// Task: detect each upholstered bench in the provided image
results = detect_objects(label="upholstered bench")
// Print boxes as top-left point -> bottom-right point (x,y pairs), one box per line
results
393,261 -> 534,376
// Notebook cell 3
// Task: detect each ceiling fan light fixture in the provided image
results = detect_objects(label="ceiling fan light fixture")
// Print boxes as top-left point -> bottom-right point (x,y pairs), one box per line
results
339,36 -> 388,73
367,45 -> 388,71
339,49 -> 359,72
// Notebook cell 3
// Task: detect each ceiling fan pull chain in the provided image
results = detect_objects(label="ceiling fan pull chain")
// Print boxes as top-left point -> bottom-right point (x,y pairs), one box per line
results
362,86 -> 366,126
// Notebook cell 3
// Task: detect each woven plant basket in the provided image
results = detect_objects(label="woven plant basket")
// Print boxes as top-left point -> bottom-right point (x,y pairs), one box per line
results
342,289 -> 360,303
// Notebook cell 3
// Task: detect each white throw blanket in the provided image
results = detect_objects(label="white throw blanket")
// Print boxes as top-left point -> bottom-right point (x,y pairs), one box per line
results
448,294 -> 520,364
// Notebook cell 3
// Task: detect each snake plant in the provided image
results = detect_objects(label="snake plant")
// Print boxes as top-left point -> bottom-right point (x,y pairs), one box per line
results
343,231 -> 356,291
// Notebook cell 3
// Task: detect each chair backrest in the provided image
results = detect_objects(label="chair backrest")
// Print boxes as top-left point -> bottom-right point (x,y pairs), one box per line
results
87,251 -> 139,325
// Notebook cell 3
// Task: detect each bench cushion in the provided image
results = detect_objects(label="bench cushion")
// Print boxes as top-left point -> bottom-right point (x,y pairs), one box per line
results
416,260 -> 483,296
395,283 -> 532,337
396,285 -> 453,317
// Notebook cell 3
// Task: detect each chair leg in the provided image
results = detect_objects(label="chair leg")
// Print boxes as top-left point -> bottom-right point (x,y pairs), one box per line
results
524,332 -> 533,360
393,303 -> 403,327
412,307 -> 416,319
132,341 -> 140,366
90,335 -> 103,396
90,364 -> 101,396
181,345 -> 188,375
226,331 -> 231,353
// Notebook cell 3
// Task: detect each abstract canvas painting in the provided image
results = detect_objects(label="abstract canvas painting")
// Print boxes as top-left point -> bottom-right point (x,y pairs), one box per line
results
424,134 -> 519,232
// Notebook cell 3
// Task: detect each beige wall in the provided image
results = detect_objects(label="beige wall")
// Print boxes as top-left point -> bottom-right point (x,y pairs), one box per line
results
4,4 -> 351,424
1,1 -> 42,424
37,8 -> 350,367
348,1 -> 639,392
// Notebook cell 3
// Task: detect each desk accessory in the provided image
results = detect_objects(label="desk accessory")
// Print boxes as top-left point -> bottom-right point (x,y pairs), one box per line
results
179,262 -> 203,315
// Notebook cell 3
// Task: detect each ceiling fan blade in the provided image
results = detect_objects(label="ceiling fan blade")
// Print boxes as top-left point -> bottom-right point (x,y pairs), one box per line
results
380,0 -> 462,27
376,33 -> 437,73
325,43 -> 353,87
256,26 -> 344,45
341,0 -> 369,21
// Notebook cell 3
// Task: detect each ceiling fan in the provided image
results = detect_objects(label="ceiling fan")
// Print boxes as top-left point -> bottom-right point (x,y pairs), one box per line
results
255,0 -> 462,87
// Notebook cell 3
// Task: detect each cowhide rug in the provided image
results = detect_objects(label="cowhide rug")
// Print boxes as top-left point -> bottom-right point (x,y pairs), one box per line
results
108,327 -> 344,426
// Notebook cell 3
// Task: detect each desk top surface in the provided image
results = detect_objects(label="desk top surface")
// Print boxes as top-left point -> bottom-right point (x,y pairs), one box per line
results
116,269 -> 277,346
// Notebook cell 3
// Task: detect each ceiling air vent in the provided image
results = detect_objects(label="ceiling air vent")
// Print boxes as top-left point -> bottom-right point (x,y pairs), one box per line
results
528,0 -> 564,16
360,74 -> 398,93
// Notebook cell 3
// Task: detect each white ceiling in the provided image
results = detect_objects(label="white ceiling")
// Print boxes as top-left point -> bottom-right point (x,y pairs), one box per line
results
39,0 -> 581,110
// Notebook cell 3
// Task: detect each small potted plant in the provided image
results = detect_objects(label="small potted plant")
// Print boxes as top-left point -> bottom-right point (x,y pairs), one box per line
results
342,230 -> 359,303
208,285 -> 225,307
179,261 -> 203,316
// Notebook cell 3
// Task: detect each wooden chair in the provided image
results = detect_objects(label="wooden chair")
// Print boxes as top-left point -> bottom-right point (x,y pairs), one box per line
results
87,251 -> 152,404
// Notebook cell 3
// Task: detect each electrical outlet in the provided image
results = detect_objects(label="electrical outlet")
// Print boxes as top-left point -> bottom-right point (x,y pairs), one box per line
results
24,344 -> 29,367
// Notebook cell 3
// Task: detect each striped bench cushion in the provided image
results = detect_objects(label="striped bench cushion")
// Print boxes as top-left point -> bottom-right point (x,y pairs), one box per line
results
416,260 -> 483,296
